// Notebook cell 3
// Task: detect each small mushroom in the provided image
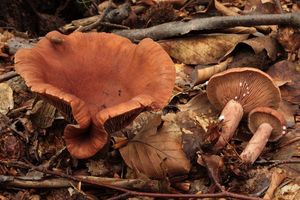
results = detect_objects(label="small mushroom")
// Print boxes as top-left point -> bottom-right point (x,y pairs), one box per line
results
14,31 -> 175,159
206,67 -> 281,150
240,107 -> 286,164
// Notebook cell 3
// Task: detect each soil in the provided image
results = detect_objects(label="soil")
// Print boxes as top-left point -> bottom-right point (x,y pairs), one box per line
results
0,0 -> 88,36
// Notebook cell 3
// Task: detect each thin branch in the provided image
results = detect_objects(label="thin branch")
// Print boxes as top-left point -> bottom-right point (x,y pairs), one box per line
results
113,13 -> 300,41
254,159 -> 300,169
0,71 -> 18,83
0,160 -> 262,200
76,0 -> 113,32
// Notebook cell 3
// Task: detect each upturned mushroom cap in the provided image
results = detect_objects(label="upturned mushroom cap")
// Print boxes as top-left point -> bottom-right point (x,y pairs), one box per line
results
14,31 -> 175,159
248,107 -> 286,141
207,67 -> 281,114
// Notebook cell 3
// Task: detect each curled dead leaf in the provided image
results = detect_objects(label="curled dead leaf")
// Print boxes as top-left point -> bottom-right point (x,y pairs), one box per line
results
193,57 -> 232,84
222,36 -> 279,69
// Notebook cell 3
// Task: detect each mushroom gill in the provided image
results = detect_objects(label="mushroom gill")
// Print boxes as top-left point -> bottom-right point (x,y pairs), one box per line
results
14,31 -> 175,159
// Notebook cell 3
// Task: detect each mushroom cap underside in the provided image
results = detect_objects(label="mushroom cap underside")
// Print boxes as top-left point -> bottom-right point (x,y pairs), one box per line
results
248,107 -> 286,141
207,67 -> 281,113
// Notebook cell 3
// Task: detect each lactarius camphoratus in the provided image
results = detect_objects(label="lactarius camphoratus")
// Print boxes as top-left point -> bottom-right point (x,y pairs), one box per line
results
14,31 -> 175,159
206,67 -> 281,150
240,107 -> 286,164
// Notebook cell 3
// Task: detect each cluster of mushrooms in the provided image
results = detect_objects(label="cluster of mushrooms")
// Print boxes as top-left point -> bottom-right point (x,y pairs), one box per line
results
206,67 -> 286,164
14,31 -> 286,164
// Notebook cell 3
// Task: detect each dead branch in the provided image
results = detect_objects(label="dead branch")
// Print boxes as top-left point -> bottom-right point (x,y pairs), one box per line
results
0,160 -> 263,200
0,71 -> 18,83
113,13 -> 300,41
0,175 -> 160,191
76,0 -> 113,32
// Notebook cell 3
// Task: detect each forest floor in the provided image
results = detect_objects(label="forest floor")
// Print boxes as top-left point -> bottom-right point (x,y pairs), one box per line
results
0,0 -> 300,199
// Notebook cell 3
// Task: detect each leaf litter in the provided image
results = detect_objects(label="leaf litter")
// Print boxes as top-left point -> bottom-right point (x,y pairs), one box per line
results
0,0 -> 300,199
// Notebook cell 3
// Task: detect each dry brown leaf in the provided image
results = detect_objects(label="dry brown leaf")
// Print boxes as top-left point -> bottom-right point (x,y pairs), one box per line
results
120,114 -> 191,179
179,92 -> 218,120
193,57 -> 232,84
273,130 -> 300,172
0,83 -> 14,115
244,0 -> 280,14
159,34 -> 248,65
267,60 -> 300,104
241,36 -> 278,61
223,36 -> 279,69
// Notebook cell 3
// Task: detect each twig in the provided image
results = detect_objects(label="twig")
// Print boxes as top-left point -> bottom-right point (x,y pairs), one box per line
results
277,136 -> 300,148
76,0 -> 113,32
1,176 -> 74,188
0,71 -> 18,83
254,159 -> 300,169
113,13 -> 300,41
268,160 -> 300,169
0,160 -> 262,200
107,192 -> 130,200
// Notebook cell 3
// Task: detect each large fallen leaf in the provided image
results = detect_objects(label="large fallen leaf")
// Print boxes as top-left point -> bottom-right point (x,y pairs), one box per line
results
267,60 -> 300,104
222,36 -> 279,69
0,83 -> 14,115
159,34 -> 248,65
120,114 -> 191,179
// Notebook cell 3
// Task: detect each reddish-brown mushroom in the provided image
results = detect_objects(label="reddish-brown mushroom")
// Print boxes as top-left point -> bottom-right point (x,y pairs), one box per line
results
240,107 -> 286,164
206,67 -> 281,150
14,31 -> 175,159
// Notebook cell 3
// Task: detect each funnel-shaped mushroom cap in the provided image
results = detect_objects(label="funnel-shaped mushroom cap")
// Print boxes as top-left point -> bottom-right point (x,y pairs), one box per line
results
207,67 -> 281,113
14,31 -> 175,159
248,107 -> 286,141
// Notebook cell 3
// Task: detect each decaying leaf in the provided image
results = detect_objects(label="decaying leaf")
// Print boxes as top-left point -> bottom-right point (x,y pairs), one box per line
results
159,34 -> 248,65
0,83 -> 14,115
86,159 -> 110,176
175,63 -> 193,89
120,113 -> 191,179
200,154 -> 224,185
172,111 -> 206,159
29,100 -> 57,129
267,60 -> 300,104
273,181 -> 300,200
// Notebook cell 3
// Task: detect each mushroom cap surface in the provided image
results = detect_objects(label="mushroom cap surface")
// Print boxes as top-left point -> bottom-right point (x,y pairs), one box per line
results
206,67 -> 281,114
248,107 -> 286,141
14,31 -> 175,159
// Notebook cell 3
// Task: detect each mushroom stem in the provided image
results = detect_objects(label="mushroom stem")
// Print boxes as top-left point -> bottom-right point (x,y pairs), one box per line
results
240,123 -> 273,164
214,99 -> 244,150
